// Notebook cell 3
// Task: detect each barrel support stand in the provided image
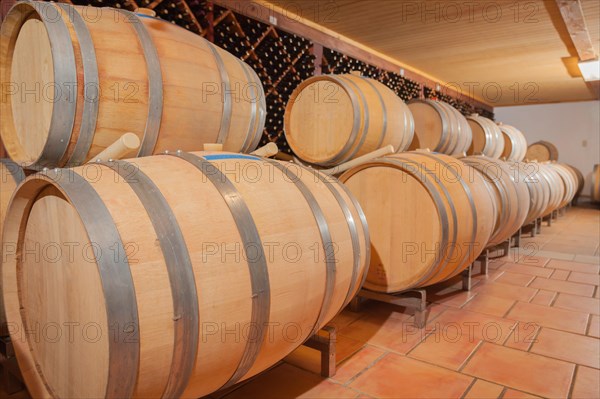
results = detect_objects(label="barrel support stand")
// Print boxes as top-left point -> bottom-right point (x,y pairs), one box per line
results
0,336 -> 25,395
350,289 -> 427,328
514,220 -> 538,249
462,248 -> 491,292
303,325 -> 337,378
536,217 -> 543,234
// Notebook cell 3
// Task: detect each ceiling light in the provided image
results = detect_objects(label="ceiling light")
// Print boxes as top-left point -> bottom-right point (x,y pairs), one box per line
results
578,59 -> 600,81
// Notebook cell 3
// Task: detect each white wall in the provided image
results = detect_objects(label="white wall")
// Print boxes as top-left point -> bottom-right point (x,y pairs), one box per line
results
495,101 -> 600,196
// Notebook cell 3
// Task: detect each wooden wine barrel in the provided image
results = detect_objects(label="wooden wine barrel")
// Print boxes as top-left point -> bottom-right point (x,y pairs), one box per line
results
507,161 -> 550,225
548,163 -> 578,208
525,141 -> 559,162
0,2 -> 266,169
537,163 -> 565,216
454,107 -> 473,156
437,102 -> 472,156
284,74 -> 414,166
339,152 -> 495,293
466,115 -> 503,158
498,123 -> 527,161
564,164 -> 585,204
593,164 -> 600,202
461,156 -> 530,247
2,152 -> 369,399
407,99 -> 471,155
0,158 -> 25,336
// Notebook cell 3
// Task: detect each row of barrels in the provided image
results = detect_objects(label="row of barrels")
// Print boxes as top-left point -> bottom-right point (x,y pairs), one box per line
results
0,152 -> 584,396
0,2 -> 365,397
0,1 -> 557,172
339,153 -> 582,293
1,153 -> 369,398
284,75 -> 533,166
0,2 -> 588,399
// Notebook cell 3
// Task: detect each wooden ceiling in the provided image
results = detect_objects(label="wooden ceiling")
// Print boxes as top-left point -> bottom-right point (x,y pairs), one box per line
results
270,0 -> 600,106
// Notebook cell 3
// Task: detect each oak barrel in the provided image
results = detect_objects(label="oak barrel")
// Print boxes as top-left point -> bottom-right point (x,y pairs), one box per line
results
564,164 -> 585,204
593,164 -> 600,202
0,2 -> 266,169
339,152 -> 495,293
498,123 -> 527,161
525,141 -> 559,162
1,152 -> 369,398
506,161 -> 550,225
548,163 -> 578,208
461,156 -> 530,247
537,163 -> 565,216
284,74 -> 414,166
407,99 -> 472,155
466,115 -> 504,158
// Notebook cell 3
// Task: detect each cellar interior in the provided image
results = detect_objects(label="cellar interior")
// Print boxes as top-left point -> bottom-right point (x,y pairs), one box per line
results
0,1 -> 599,398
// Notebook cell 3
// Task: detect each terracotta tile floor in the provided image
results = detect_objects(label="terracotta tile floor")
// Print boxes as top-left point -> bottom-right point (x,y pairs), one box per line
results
209,206 -> 600,398
5,207 -> 600,398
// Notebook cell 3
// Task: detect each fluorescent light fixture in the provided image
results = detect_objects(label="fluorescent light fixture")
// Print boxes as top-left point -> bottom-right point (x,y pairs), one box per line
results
578,59 -> 600,81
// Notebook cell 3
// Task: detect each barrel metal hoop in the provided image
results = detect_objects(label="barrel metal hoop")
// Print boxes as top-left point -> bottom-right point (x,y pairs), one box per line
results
439,102 -> 459,154
336,182 -> 371,291
417,153 -> 478,273
168,151 -> 270,389
481,119 -> 495,157
56,3 -> 100,166
0,158 -> 25,183
504,127 -> 519,161
100,160 -> 198,399
236,59 -> 258,153
208,43 -> 233,146
247,66 -> 267,152
32,2 -> 78,167
466,159 -> 512,240
116,10 -> 163,157
299,165 -> 361,309
457,114 -> 472,155
325,75 -> 362,165
491,124 -> 504,159
264,159 -> 336,335
340,76 -> 371,161
41,168 -> 140,398
361,78 -> 388,149
398,102 -> 415,153
381,158 -> 453,288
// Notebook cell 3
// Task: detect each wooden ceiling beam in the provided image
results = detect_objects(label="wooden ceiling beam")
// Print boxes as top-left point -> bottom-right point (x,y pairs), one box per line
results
556,0 -> 597,61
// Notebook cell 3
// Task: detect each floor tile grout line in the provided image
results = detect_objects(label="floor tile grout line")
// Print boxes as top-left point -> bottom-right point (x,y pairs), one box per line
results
403,325 -> 437,357
457,340 -> 484,373
585,313 -> 593,336
500,321 -> 521,347
461,341 -> 578,398
549,291 -> 560,306
567,364 -> 579,399
502,299 -> 521,319
458,377 -> 478,399
342,351 -> 389,387
498,386 -> 508,398
525,325 -> 543,353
